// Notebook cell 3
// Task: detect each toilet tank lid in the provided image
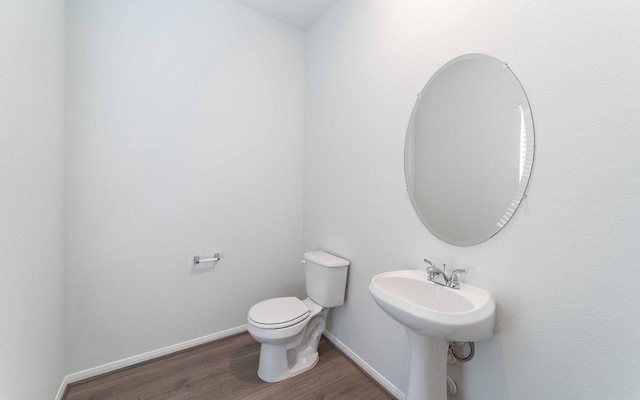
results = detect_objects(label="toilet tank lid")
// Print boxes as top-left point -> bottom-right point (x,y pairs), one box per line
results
304,251 -> 349,267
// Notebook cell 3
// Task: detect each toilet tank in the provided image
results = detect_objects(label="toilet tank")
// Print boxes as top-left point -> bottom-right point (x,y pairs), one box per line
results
304,251 -> 350,308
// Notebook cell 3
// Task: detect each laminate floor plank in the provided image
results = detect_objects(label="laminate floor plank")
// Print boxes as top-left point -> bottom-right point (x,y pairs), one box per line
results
64,333 -> 394,400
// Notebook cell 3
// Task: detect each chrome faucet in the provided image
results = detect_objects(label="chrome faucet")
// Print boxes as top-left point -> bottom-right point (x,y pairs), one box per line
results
423,258 -> 467,289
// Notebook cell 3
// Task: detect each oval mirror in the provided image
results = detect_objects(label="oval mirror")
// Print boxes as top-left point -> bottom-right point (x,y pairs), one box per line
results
405,54 -> 534,246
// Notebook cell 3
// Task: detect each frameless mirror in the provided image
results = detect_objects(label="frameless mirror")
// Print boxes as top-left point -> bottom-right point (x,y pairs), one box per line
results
405,54 -> 534,246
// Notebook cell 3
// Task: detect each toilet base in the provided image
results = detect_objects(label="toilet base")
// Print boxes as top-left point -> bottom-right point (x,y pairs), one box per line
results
257,344 -> 320,382
254,308 -> 328,383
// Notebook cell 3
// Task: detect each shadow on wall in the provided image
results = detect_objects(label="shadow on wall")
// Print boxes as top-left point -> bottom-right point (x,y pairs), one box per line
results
449,335 -> 509,399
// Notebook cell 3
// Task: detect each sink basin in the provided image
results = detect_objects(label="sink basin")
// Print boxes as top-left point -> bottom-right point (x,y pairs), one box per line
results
369,269 -> 496,400
369,269 -> 495,341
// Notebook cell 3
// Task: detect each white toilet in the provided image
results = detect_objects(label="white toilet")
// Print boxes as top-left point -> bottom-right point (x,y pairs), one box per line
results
247,250 -> 350,382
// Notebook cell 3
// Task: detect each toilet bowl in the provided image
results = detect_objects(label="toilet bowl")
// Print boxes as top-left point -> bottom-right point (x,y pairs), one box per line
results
248,297 -> 327,382
247,251 -> 349,382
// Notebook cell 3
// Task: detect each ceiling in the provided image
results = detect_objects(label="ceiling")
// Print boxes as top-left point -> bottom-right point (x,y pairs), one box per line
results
230,0 -> 339,30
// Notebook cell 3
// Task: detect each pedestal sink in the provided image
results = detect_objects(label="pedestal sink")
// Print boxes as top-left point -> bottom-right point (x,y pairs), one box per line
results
369,269 -> 496,400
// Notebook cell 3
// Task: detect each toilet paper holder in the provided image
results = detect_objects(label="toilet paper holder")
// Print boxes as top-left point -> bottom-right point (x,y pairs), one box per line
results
194,253 -> 221,264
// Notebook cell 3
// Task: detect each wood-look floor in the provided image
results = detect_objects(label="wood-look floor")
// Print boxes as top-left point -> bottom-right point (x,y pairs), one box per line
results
64,333 -> 395,400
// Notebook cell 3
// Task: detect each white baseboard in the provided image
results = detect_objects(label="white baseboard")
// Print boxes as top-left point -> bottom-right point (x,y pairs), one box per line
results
323,330 -> 405,400
56,325 -> 247,399
55,375 -> 69,400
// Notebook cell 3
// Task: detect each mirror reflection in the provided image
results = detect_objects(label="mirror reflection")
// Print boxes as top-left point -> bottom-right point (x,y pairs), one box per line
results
405,54 -> 534,246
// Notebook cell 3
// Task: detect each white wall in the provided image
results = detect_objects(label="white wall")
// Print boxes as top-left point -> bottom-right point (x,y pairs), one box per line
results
0,0 -> 66,398
65,0 -> 305,373
306,1 -> 640,399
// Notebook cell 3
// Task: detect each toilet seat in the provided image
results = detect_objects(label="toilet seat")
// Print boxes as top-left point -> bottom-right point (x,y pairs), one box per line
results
248,297 -> 310,330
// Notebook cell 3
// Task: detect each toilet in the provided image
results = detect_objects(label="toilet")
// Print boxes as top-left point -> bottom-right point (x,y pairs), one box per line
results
247,250 -> 350,382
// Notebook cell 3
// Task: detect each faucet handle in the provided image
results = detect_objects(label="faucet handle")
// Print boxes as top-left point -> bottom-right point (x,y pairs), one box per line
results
423,259 -> 439,280
448,269 -> 467,289
423,258 -> 436,269
424,259 -> 445,272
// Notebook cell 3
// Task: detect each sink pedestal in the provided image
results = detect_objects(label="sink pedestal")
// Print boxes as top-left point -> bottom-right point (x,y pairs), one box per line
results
406,330 -> 448,400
